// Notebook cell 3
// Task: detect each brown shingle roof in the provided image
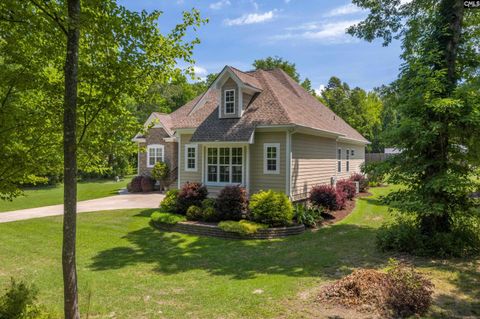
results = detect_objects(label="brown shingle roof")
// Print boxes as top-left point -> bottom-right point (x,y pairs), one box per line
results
151,66 -> 368,143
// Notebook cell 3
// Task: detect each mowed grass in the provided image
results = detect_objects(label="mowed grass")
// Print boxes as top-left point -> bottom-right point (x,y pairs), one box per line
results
0,186 -> 478,318
0,177 -> 131,212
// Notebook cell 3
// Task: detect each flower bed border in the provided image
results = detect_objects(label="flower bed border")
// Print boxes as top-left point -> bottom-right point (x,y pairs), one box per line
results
152,220 -> 305,239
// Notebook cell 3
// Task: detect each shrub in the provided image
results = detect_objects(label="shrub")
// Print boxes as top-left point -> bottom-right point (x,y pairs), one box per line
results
177,182 -> 208,214
150,211 -> 186,225
293,203 -> 323,227
361,162 -> 385,185
186,205 -> 203,221
129,176 -> 143,193
249,190 -> 293,227
140,175 -> 155,192
335,189 -> 347,210
385,260 -> 434,318
151,161 -> 169,182
202,206 -> 218,222
201,198 -> 216,209
310,185 -> 345,211
159,189 -> 179,213
216,186 -> 248,221
350,173 -> 368,192
376,216 -> 480,257
218,220 -> 267,235
0,278 -> 50,319
336,179 -> 356,200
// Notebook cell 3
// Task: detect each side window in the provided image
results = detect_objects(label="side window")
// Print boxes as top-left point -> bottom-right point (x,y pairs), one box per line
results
185,144 -> 197,172
264,143 -> 280,174
224,89 -> 235,114
351,149 -> 355,157
147,144 -> 164,167
337,148 -> 342,173
346,149 -> 350,172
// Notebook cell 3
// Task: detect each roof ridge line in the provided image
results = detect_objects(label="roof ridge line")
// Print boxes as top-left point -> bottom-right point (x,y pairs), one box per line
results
256,70 -> 293,124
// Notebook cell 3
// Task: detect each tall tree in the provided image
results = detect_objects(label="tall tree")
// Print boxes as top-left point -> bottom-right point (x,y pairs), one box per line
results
349,0 -> 480,238
253,56 -> 301,82
0,1 -> 206,316
62,1 -> 80,317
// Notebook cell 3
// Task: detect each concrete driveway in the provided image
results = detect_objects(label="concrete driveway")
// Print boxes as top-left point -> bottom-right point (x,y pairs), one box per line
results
0,192 -> 164,223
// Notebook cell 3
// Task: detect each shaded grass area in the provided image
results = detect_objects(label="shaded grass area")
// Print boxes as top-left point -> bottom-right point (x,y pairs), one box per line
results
0,186 -> 478,318
0,177 -> 131,212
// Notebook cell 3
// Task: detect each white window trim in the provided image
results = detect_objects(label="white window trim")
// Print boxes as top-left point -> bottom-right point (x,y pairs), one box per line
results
206,146 -> 244,186
337,147 -> 342,173
147,144 -> 165,168
264,143 -> 280,174
184,144 -> 198,172
224,89 -> 235,114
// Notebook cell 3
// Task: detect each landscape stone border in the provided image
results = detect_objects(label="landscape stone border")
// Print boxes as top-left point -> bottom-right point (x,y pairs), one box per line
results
152,220 -> 305,239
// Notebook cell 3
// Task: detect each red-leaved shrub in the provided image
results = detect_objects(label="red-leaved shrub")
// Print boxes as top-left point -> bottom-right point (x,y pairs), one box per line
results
216,186 -> 248,221
129,176 -> 143,193
177,182 -> 208,214
140,175 -> 155,192
336,179 -> 356,200
350,173 -> 368,192
310,185 -> 345,211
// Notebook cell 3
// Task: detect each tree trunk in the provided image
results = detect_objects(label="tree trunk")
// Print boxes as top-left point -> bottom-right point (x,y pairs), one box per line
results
63,0 -> 81,318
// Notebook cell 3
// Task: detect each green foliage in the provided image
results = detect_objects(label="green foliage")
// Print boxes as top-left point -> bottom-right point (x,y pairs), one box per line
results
150,211 -> 186,225
253,56 -> 300,82
151,162 -> 169,182
215,186 -> 248,221
293,204 -> 323,228
249,190 -> 293,227
0,1 -> 207,200
218,220 -> 267,235
377,216 -> 480,258
320,77 -> 384,152
186,205 -> 203,221
159,189 -> 179,213
348,0 -> 480,246
0,278 -> 50,319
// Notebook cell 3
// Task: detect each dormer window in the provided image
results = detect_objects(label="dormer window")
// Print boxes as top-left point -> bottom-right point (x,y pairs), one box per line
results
225,89 -> 235,114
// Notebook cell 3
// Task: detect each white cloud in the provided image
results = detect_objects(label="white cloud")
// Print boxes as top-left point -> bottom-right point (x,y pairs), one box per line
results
209,0 -> 231,10
324,3 -> 363,17
273,19 -> 360,44
314,84 -> 325,96
224,10 -> 276,26
193,66 -> 208,76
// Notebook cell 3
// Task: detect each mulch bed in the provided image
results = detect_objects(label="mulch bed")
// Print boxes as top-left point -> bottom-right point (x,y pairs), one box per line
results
320,192 -> 372,226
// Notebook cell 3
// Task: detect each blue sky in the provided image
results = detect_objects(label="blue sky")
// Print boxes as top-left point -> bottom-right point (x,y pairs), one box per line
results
120,0 -> 403,92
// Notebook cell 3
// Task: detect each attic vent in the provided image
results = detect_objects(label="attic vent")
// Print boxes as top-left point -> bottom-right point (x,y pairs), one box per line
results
333,116 -> 336,120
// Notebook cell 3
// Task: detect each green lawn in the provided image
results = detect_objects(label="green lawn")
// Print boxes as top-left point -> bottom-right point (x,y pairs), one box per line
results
0,186 -> 478,318
0,177 -> 131,212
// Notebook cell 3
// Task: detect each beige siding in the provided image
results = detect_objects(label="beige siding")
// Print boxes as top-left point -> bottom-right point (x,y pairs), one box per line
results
178,134 -> 203,186
250,132 -> 287,195
336,142 -> 365,180
291,134 -> 337,200
242,92 -> 253,112
138,127 -> 177,175
220,78 -> 240,118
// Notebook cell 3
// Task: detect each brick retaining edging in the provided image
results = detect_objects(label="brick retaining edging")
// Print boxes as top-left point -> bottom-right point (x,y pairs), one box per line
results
152,221 -> 305,239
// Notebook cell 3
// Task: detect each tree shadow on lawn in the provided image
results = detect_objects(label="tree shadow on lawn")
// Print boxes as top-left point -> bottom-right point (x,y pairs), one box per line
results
89,210 -> 388,280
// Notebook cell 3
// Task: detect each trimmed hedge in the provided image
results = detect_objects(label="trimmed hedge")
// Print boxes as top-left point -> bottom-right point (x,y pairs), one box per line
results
140,175 -> 155,192
310,185 -> 347,211
218,220 -> 267,235
151,211 -> 186,225
249,190 -> 293,227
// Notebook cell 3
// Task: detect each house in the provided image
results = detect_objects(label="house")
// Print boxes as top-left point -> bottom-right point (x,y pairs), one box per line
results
132,66 -> 369,200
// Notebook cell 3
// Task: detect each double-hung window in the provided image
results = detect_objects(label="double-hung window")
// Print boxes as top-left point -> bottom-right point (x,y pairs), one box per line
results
207,147 -> 243,184
224,89 -> 235,114
147,144 -> 164,167
346,149 -> 350,172
337,148 -> 342,173
185,144 -> 197,172
264,143 -> 280,174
